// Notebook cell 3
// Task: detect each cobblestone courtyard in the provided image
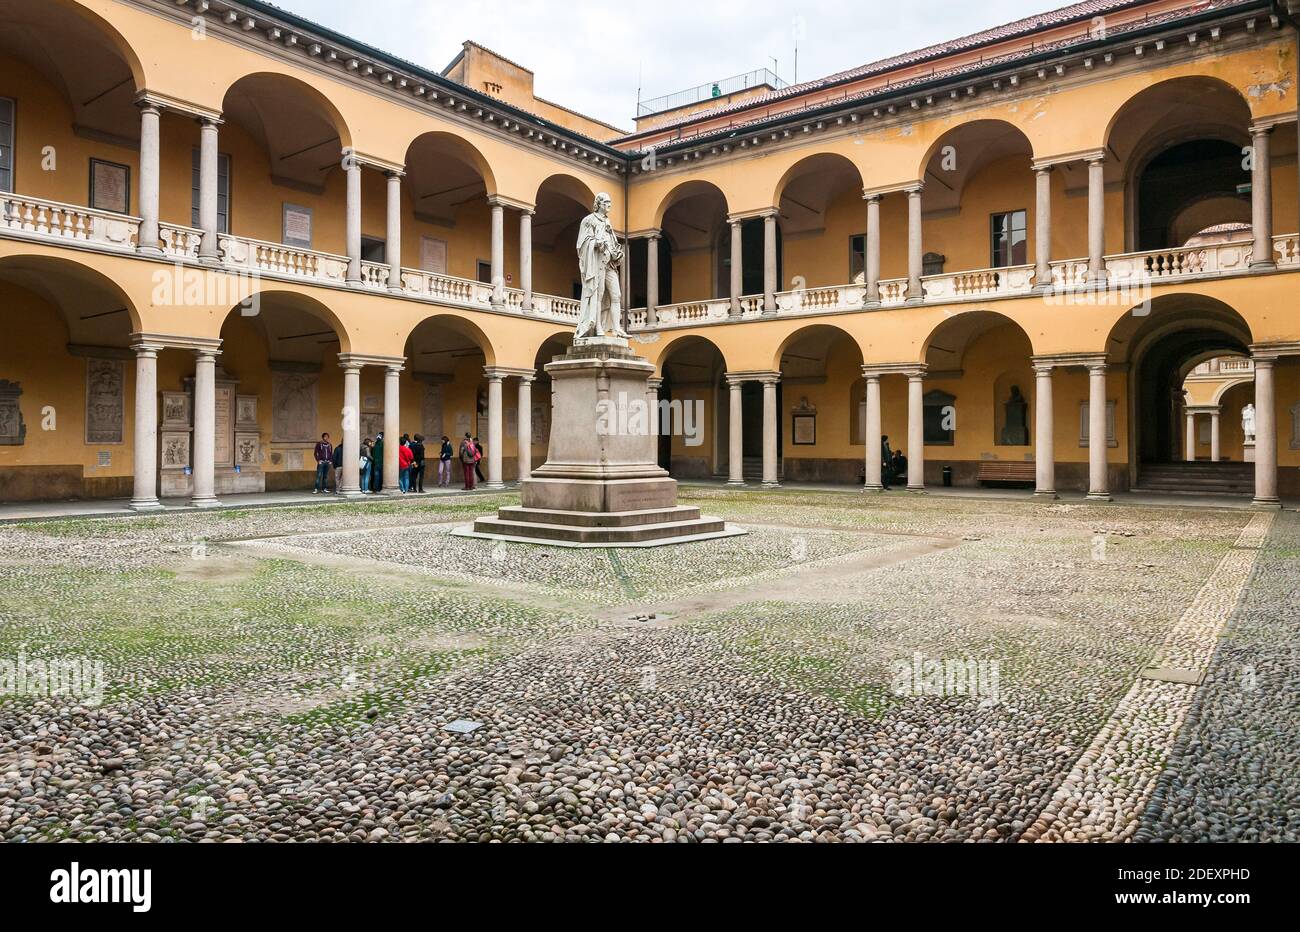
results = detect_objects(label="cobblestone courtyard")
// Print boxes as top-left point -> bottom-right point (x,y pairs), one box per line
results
0,489 -> 1294,843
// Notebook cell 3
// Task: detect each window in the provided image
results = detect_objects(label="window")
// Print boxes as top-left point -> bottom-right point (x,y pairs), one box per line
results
476,260 -> 492,285
849,234 -> 866,281
923,390 -> 956,445
361,236 -> 386,263
190,148 -> 230,233
0,97 -> 13,193
990,210 -> 1027,267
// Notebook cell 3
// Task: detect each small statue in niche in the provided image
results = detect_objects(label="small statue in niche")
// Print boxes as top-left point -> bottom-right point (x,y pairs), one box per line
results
1000,385 -> 1029,446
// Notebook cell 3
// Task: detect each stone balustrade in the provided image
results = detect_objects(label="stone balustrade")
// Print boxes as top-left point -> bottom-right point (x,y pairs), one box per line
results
1,193 -> 138,250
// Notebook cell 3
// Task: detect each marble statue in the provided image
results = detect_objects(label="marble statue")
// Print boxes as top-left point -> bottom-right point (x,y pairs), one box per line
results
1242,403 -> 1256,441
576,192 -> 627,341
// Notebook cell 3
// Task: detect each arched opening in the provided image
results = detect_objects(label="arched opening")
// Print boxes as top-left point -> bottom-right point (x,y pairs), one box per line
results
920,310 -> 1039,489
0,255 -> 140,502
715,219 -> 780,300
1104,77 -> 1282,252
190,292 -> 349,497
220,73 -> 354,251
403,314 -> 499,484
533,174 -> 593,300
776,325 -> 863,483
0,0 -> 146,209
655,181 -> 730,303
1107,294 -> 1255,493
656,336 -> 727,477
773,154 -> 864,288
404,132 -> 498,284
919,120 -> 1036,274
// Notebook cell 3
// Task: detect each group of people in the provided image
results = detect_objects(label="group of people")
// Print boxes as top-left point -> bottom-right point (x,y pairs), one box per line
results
312,431 -> 490,494
879,435 -> 909,490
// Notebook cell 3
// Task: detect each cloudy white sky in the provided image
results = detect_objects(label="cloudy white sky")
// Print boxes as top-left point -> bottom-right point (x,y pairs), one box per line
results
272,0 -> 1065,129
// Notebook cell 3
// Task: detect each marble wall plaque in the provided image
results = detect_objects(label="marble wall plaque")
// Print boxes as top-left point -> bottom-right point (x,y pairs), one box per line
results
423,384 -> 444,439
161,392 -> 191,430
85,358 -> 124,445
235,431 -> 260,468
361,413 -> 384,442
272,372 -> 319,443
236,395 -> 258,430
214,384 -> 233,467
0,380 -> 25,445
161,431 -> 191,469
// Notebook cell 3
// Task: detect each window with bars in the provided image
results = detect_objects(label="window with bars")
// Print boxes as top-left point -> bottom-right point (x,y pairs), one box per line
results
191,147 -> 230,233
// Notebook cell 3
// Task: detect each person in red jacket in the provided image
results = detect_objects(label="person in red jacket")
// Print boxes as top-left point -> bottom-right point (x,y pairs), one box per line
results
397,439 -> 414,493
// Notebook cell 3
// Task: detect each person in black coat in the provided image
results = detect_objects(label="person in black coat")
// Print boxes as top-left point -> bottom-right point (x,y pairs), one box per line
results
410,434 -> 427,493
880,434 -> 893,490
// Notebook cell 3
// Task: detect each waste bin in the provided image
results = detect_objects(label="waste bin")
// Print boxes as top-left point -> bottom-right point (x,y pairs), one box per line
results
942,465 -> 953,487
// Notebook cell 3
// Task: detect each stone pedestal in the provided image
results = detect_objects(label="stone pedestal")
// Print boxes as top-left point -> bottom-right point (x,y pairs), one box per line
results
458,340 -> 744,547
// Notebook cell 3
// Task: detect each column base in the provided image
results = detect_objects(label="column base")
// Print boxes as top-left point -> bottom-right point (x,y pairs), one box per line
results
380,486 -> 402,495
906,485 -> 926,493
905,296 -> 923,306
1033,489 -> 1059,499
190,496 -> 221,509
129,498 -> 163,512
483,482 -> 507,491
1086,492 -> 1112,502
864,300 -> 882,310
137,246 -> 164,257
1249,261 -> 1277,272
338,489 -> 365,500
1032,281 -> 1054,295
862,483 -> 884,493
761,481 -> 781,490
198,253 -> 220,266
725,479 -> 747,487
346,278 -> 363,288
387,286 -> 405,295
1251,497 -> 1283,510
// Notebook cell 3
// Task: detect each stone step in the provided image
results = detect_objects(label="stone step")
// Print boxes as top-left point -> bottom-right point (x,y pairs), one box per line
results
494,505 -> 703,527
468,514 -> 733,547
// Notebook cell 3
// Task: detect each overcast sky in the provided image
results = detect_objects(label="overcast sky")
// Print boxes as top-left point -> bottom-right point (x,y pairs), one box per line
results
273,0 -> 1065,129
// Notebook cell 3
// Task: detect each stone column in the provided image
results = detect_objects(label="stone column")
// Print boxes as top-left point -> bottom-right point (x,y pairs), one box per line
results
191,349 -> 220,508
382,363 -> 401,493
646,377 -> 663,465
339,362 -> 362,496
762,213 -> 778,314
646,232 -> 660,326
1087,156 -> 1107,283
1252,355 -> 1280,508
137,102 -> 163,256
864,194 -> 882,307
1033,362 -> 1056,498
1185,410 -> 1197,462
1211,408 -> 1222,463
1087,362 -> 1110,500
761,375 -> 780,488
520,209 -> 534,312
198,116 -> 221,262
863,371 -> 883,491
517,375 -> 534,481
345,153 -> 362,284
484,369 -> 505,488
130,342 -> 162,510
906,370 -> 925,491
727,376 -> 744,485
906,185 -> 924,304
489,198 -> 506,308
729,218 -> 743,317
1034,166 -> 1052,291
386,170 -> 404,292
1250,125 -> 1275,270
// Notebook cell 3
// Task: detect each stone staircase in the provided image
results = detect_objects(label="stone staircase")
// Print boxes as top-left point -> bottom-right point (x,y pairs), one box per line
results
1136,462 -> 1254,496
741,456 -> 782,481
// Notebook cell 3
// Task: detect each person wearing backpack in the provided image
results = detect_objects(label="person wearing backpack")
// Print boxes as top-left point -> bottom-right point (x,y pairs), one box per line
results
438,435 -> 453,488
410,434 -> 427,493
459,433 -> 479,490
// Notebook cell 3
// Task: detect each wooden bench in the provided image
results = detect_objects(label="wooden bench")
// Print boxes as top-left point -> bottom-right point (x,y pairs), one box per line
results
976,461 -> 1036,486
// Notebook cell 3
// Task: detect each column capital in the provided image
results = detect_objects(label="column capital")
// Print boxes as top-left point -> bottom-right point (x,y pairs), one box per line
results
337,352 -> 404,369
195,347 -> 222,362
904,183 -> 924,198
1248,121 -> 1275,138
725,369 -> 781,385
647,376 -> 664,390
385,167 -> 407,179
130,341 -> 163,358
905,367 -> 927,382
861,362 -> 924,377
199,114 -> 225,129
384,362 -> 405,375
134,90 -> 220,123
486,194 -> 534,212
861,180 -> 922,199
129,332 -> 222,354
483,366 -> 534,381
861,190 -> 883,203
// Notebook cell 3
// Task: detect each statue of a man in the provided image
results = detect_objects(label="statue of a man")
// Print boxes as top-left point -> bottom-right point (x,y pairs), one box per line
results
1242,403 -> 1256,441
576,192 -> 627,340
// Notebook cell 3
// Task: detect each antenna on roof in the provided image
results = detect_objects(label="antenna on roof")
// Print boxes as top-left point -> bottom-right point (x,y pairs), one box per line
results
770,55 -> 779,83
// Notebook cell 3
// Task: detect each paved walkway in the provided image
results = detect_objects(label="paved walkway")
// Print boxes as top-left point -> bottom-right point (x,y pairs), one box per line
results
0,478 -> 1288,524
